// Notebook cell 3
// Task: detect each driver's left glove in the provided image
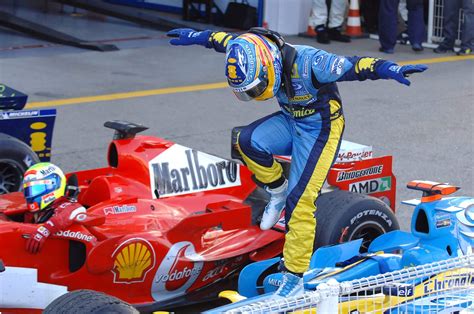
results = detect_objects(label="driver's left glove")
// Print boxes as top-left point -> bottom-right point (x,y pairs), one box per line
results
167,28 -> 212,47
25,219 -> 60,254
376,63 -> 428,86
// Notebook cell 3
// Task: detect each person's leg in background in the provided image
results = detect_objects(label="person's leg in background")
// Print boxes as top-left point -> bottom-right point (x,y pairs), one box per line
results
309,0 -> 331,44
360,0 -> 380,34
397,0 -> 410,44
434,0 -> 461,53
458,0 -> 473,55
378,0 -> 400,53
407,0 -> 425,51
327,0 -> 351,42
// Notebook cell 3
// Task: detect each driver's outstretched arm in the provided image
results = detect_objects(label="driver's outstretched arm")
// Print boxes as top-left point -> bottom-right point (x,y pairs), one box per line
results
167,28 -> 236,53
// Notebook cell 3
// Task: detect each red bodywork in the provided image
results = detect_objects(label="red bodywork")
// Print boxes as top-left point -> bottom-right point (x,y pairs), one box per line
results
0,134 -> 395,312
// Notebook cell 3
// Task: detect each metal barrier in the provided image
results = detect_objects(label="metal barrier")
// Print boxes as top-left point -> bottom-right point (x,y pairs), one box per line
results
224,254 -> 474,313
427,0 -> 464,44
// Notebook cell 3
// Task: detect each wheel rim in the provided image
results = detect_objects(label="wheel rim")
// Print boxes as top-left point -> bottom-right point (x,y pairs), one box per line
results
348,221 -> 386,253
0,161 -> 23,194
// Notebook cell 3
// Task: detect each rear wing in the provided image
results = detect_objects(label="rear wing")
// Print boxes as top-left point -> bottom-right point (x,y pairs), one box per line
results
405,180 -> 460,203
0,85 -> 56,162
327,141 -> 396,211
231,127 -> 397,211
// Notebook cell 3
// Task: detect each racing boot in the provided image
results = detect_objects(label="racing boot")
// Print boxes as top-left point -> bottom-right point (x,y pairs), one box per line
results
260,179 -> 288,230
274,271 -> 304,298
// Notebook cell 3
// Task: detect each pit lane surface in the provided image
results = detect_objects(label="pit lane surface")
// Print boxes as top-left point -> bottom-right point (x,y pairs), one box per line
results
0,16 -> 473,231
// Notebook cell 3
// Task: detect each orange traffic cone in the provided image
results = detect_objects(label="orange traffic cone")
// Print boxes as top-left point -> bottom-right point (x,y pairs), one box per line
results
346,0 -> 364,37
299,25 -> 317,38
306,26 -> 317,37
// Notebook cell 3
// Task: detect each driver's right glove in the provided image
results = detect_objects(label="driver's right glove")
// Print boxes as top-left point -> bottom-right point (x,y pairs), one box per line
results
25,202 -> 81,254
167,28 -> 213,47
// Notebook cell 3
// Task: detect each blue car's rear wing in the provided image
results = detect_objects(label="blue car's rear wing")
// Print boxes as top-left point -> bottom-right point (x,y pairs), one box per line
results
0,84 -> 56,162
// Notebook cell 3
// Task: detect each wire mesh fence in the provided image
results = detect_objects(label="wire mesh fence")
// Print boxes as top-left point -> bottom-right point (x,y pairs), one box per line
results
429,0 -> 464,44
224,254 -> 474,313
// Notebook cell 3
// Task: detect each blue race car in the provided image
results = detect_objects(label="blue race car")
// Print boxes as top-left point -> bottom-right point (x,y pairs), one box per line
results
207,180 -> 474,313
0,84 -> 56,194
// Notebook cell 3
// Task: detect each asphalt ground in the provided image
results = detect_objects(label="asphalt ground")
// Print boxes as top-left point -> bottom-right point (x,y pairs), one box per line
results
0,7 -> 473,231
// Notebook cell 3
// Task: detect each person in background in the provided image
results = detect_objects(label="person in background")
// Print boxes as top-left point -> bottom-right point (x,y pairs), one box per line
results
379,0 -> 425,53
434,0 -> 473,55
360,0 -> 380,35
397,0 -> 410,44
309,0 -> 351,44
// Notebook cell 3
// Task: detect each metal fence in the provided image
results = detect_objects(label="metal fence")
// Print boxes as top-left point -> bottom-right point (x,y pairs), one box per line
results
224,254 -> 474,313
428,0 -> 464,44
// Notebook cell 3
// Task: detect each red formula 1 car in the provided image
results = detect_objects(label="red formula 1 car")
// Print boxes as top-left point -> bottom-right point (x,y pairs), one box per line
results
0,121 -> 399,312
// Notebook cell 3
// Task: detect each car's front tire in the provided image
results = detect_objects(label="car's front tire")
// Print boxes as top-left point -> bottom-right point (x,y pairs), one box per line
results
315,190 -> 400,252
43,289 -> 139,314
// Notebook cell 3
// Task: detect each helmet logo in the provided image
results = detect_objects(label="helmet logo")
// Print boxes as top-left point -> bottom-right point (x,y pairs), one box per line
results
227,65 -> 237,79
226,45 -> 253,86
42,192 -> 56,204
24,170 -> 37,183
237,48 -> 247,75
39,165 -> 57,177
28,202 -> 39,211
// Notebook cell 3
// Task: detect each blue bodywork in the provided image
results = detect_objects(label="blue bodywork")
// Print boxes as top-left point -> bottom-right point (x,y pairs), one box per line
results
205,186 -> 474,313
238,195 -> 473,297
0,84 -> 56,162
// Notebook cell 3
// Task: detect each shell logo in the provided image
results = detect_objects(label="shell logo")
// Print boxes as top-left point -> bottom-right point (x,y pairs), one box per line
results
112,238 -> 156,284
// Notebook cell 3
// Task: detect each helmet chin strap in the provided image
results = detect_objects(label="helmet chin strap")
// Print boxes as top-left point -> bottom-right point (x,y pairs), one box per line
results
248,27 -> 297,99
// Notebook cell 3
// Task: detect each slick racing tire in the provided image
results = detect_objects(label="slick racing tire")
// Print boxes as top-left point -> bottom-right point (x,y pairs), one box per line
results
44,289 -> 139,314
0,133 -> 39,195
315,190 -> 399,252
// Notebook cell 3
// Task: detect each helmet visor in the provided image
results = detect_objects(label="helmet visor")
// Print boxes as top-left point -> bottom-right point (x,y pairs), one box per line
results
231,76 -> 269,102
23,179 -> 56,199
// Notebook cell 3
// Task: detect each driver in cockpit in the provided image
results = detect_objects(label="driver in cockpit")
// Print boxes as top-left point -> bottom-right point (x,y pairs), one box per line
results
22,162 -> 86,254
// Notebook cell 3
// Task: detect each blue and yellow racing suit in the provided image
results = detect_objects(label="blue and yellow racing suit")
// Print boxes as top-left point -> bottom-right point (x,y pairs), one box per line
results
209,32 -> 394,274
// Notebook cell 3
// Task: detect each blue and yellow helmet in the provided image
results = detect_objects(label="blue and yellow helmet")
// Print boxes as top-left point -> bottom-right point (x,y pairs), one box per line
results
225,33 -> 282,101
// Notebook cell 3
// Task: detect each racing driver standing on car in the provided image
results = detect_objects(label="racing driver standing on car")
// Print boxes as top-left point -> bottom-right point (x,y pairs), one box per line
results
166,28 -> 427,297
22,162 -> 86,254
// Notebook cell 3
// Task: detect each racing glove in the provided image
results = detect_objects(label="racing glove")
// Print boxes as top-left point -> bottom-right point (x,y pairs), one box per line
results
376,63 -> 428,86
26,219 -> 61,254
25,201 -> 84,254
167,29 -> 235,53
167,28 -> 213,47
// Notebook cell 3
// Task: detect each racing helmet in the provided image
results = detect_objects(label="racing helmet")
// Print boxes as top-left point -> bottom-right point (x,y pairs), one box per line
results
23,163 -> 66,212
225,33 -> 282,101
